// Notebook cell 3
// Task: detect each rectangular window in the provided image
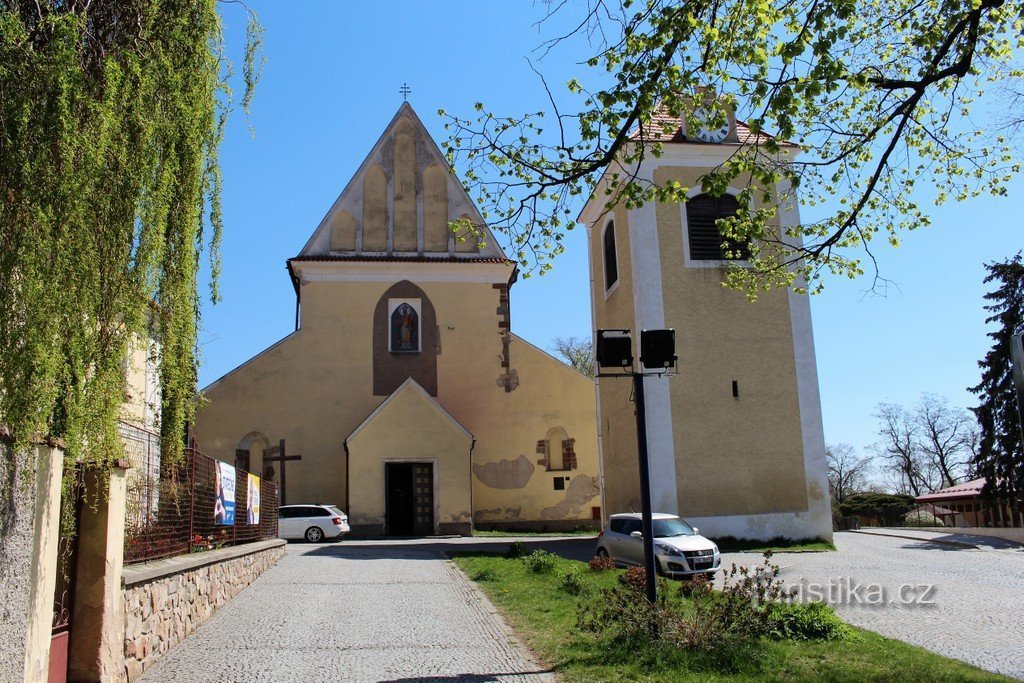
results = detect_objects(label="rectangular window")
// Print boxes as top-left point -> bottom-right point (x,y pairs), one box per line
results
553,477 -> 565,491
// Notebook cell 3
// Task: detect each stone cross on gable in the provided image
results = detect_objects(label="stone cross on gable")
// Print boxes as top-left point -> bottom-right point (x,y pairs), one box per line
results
263,439 -> 302,506
399,82 -> 411,101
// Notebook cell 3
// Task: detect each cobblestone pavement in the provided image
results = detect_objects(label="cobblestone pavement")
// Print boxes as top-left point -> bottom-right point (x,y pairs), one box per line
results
141,531 -> 1024,681
140,542 -> 554,682
736,531 -> 1024,680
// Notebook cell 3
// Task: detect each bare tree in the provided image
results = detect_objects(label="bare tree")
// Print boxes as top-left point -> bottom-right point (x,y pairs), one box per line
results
551,336 -> 595,378
915,394 -> 975,487
826,443 -> 873,504
871,403 -> 935,496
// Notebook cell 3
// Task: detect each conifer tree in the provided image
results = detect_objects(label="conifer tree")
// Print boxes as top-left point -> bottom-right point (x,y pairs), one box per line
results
969,253 -> 1024,526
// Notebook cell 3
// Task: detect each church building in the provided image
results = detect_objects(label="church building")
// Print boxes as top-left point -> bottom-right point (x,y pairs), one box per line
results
581,104 -> 833,542
195,104 -> 601,536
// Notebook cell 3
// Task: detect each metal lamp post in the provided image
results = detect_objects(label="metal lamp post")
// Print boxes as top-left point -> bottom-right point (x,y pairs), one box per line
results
596,328 -> 677,605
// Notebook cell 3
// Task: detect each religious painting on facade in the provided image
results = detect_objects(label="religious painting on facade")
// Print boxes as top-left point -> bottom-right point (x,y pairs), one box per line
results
214,460 -> 236,526
390,301 -> 419,352
246,472 -> 261,524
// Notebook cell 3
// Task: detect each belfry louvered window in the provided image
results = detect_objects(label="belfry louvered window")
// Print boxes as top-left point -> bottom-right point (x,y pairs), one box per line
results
686,193 -> 748,261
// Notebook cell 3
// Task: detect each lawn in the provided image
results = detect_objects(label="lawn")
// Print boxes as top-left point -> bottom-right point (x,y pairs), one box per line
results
450,551 -> 1010,682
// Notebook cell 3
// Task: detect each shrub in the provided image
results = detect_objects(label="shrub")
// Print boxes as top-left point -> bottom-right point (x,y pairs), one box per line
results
903,509 -> 945,527
588,555 -> 617,572
505,540 -> 528,559
560,566 -> 586,595
678,574 -> 713,598
471,566 -> 499,582
618,566 -> 648,592
522,549 -> 558,573
766,601 -> 847,641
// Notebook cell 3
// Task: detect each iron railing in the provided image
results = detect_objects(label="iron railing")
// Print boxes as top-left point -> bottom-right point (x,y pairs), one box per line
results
123,431 -> 279,565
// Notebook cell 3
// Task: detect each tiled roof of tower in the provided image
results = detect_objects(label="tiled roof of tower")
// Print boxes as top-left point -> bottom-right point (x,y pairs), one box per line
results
632,108 -> 796,147
289,255 -> 510,264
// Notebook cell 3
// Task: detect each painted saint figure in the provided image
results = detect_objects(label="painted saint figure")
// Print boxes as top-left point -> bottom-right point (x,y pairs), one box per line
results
391,303 -> 418,351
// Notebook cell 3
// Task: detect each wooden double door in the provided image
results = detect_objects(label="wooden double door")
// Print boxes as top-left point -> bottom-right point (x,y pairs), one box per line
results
385,462 -> 434,536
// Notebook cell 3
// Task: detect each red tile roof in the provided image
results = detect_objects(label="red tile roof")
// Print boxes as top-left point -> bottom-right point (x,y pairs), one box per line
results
916,478 -> 988,502
289,255 -> 510,265
632,107 -> 795,147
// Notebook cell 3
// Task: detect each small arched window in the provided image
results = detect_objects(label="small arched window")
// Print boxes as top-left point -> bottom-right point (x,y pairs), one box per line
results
390,301 -> 420,352
603,220 -> 618,291
686,193 -> 748,261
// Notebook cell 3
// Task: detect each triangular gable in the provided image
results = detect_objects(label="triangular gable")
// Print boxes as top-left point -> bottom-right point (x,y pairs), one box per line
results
300,103 -> 506,260
345,377 -> 473,445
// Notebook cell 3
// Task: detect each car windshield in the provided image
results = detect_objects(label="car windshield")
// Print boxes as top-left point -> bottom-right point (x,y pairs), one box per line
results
328,506 -> 345,517
652,518 -> 695,538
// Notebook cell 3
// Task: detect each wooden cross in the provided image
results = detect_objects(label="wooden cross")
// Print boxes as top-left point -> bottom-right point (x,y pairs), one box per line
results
399,82 -> 411,101
263,439 -> 302,506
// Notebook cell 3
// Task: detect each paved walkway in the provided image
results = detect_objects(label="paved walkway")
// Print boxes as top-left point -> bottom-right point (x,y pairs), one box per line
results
754,531 -> 1024,680
142,531 -> 1024,681
140,542 -> 554,682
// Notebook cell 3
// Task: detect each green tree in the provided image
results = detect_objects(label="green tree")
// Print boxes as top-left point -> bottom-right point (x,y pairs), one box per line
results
0,2 -> 262,473
969,253 -> 1024,526
838,492 -> 916,526
441,0 -> 1022,296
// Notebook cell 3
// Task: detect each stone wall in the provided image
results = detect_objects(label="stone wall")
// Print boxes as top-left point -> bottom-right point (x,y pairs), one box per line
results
121,539 -> 284,681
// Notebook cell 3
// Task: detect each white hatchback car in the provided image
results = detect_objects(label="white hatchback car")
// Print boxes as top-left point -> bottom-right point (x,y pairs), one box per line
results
278,504 -> 350,542
596,513 -> 721,578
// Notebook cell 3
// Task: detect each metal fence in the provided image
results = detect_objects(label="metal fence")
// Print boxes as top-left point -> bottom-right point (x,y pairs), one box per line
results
123,429 -> 279,565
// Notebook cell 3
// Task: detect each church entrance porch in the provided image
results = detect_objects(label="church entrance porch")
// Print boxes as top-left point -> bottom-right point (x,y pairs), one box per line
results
385,462 -> 435,536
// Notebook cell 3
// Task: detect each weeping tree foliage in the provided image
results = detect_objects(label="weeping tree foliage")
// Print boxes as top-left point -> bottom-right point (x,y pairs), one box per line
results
0,1 -> 263,475
969,253 -> 1024,523
440,0 -> 1022,296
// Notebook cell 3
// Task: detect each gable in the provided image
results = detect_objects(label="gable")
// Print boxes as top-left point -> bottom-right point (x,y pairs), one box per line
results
345,378 -> 473,448
301,103 -> 506,261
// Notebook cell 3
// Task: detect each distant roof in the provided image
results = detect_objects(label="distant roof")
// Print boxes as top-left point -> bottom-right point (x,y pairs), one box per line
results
916,478 -> 988,502
631,106 -> 795,147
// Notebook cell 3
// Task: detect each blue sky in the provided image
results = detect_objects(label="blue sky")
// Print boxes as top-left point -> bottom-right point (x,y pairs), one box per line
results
201,2 -> 1022,465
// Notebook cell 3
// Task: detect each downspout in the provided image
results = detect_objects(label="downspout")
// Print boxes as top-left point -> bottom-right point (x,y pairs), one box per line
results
468,438 -> 476,535
343,440 -> 350,524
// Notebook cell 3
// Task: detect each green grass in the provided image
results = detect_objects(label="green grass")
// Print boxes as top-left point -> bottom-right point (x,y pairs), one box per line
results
450,552 -> 1009,682
471,528 -> 598,537
712,536 -> 836,553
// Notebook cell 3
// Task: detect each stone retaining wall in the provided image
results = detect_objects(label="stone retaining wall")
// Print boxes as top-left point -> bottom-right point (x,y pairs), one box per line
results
121,539 -> 285,681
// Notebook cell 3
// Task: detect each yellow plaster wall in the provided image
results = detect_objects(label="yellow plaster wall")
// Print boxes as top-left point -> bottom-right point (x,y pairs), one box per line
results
330,210 -> 356,251
393,122 -> 418,251
423,165 -> 448,251
197,272 -> 602,528
121,335 -> 157,430
196,279 -> 389,507
651,166 -> 807,516
363,165 -> 387,251
588,206 -> 643,516
346,384 -> 473,529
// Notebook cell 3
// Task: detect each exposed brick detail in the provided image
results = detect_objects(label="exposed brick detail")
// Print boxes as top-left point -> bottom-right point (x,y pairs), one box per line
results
494,283 -> 515,392
562,437 -> 578,471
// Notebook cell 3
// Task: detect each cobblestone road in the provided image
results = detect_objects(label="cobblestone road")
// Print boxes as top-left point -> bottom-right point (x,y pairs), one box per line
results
760,530 -> 1024,680
140,542 -> 553,682
141,531 -> 1024,681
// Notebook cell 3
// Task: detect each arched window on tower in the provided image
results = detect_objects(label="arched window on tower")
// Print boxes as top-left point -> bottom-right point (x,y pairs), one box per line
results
389,301 -> 420,352
686,193 -> 749,261
603,220 -> 618,291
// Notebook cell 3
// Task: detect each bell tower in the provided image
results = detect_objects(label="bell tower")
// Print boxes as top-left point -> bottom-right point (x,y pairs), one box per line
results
581,102 -> 833,542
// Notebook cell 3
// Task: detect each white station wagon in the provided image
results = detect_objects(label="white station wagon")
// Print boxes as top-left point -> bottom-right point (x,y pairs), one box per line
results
278,504 -> 350,542
595,512 -> 721,578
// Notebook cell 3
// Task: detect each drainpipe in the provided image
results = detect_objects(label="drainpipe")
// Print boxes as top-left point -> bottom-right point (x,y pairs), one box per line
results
343,440 -> 350,525
468,439 -> 476,535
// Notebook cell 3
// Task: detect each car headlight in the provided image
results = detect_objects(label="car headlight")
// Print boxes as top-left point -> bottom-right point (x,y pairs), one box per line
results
656,543 -> 682,556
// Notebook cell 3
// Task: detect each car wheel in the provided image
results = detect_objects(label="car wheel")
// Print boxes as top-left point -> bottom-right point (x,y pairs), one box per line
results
596,547 -> 610,558
304,526 -> 324,543
704,572 -> 717,581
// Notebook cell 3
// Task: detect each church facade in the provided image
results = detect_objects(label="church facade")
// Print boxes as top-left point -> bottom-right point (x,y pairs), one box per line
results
196,104 -> 601,536
581,106 -> 833,542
